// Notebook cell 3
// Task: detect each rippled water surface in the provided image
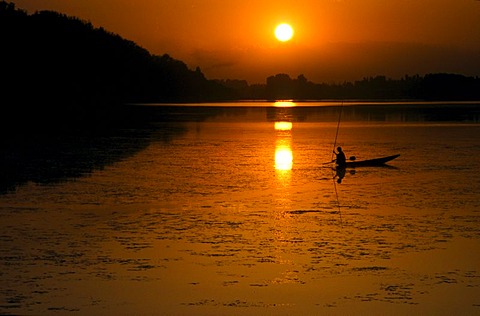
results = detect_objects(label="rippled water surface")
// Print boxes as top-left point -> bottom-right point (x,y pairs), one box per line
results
1,103 -> 480,315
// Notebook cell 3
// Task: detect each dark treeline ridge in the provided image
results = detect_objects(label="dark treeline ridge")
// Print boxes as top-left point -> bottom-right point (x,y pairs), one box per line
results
217,73 -> 480,101
0,1 -> 230,131
1,1 -> 479,133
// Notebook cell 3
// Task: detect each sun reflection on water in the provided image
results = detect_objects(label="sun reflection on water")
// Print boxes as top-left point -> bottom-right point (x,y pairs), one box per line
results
275,144 -> 293,171
274,121 -> 293,131
274,121 -> 293,176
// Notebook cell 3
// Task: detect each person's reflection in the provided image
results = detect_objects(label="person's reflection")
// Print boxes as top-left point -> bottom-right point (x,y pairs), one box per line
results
333,168 -> 355,183
333,167 -> 346,183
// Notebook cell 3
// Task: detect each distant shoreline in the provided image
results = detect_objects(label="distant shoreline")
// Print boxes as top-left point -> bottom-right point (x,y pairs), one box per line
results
128,100 -> 480,107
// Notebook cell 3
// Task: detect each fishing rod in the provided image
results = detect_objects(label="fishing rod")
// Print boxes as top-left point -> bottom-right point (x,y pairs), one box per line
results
333,178 -> 343,226
331,100 -> 344,162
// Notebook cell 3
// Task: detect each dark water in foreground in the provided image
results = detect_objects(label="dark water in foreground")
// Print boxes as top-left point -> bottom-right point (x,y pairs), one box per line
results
1,102 -> 480,315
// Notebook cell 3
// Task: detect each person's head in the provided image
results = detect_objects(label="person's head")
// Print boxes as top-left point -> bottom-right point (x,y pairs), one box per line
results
337,146 -> 343,152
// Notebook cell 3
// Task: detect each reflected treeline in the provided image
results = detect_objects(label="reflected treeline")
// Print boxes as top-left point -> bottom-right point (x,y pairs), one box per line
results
131,103 -> 480,124
0,123 -> 189,194
265,103 -> 480,123
128,105 -> 234,123
329,103 -> 480,123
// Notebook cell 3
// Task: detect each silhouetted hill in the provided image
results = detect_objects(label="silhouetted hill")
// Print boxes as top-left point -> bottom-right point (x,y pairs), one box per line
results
0,1 -> 232,131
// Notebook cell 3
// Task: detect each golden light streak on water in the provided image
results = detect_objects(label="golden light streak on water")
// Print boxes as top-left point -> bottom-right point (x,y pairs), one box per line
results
274,121 -> 293,131
274,101 -> 296,107
275,144 -> 293,171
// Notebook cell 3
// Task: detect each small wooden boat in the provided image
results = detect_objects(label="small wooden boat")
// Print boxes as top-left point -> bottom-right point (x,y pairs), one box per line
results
341,154 -> 400,167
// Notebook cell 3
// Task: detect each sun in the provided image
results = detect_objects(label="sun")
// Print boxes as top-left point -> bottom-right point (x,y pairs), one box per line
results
274,23 -> 294,42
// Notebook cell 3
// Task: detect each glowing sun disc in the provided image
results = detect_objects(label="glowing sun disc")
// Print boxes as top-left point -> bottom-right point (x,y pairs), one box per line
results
275,23 -> 294,42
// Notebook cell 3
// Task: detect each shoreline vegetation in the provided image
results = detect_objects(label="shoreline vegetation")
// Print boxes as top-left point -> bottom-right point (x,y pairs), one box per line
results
1,1 -> 480,132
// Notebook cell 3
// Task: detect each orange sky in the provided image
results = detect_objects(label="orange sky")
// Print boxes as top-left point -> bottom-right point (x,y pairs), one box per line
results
12,0 -> 480,83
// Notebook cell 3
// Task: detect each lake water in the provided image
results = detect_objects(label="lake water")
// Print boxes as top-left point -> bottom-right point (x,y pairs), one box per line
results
1,102 -> 480,315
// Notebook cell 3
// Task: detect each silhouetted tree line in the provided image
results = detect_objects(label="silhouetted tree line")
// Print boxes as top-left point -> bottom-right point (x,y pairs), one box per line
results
216,73 -> 480,101
0,1 -> 231,131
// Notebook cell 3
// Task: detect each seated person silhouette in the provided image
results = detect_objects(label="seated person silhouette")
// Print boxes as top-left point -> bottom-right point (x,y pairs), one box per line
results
333,146 -> 346,168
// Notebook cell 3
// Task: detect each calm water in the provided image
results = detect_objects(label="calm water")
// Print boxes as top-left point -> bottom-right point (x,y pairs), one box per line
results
1,102 -> 480,315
